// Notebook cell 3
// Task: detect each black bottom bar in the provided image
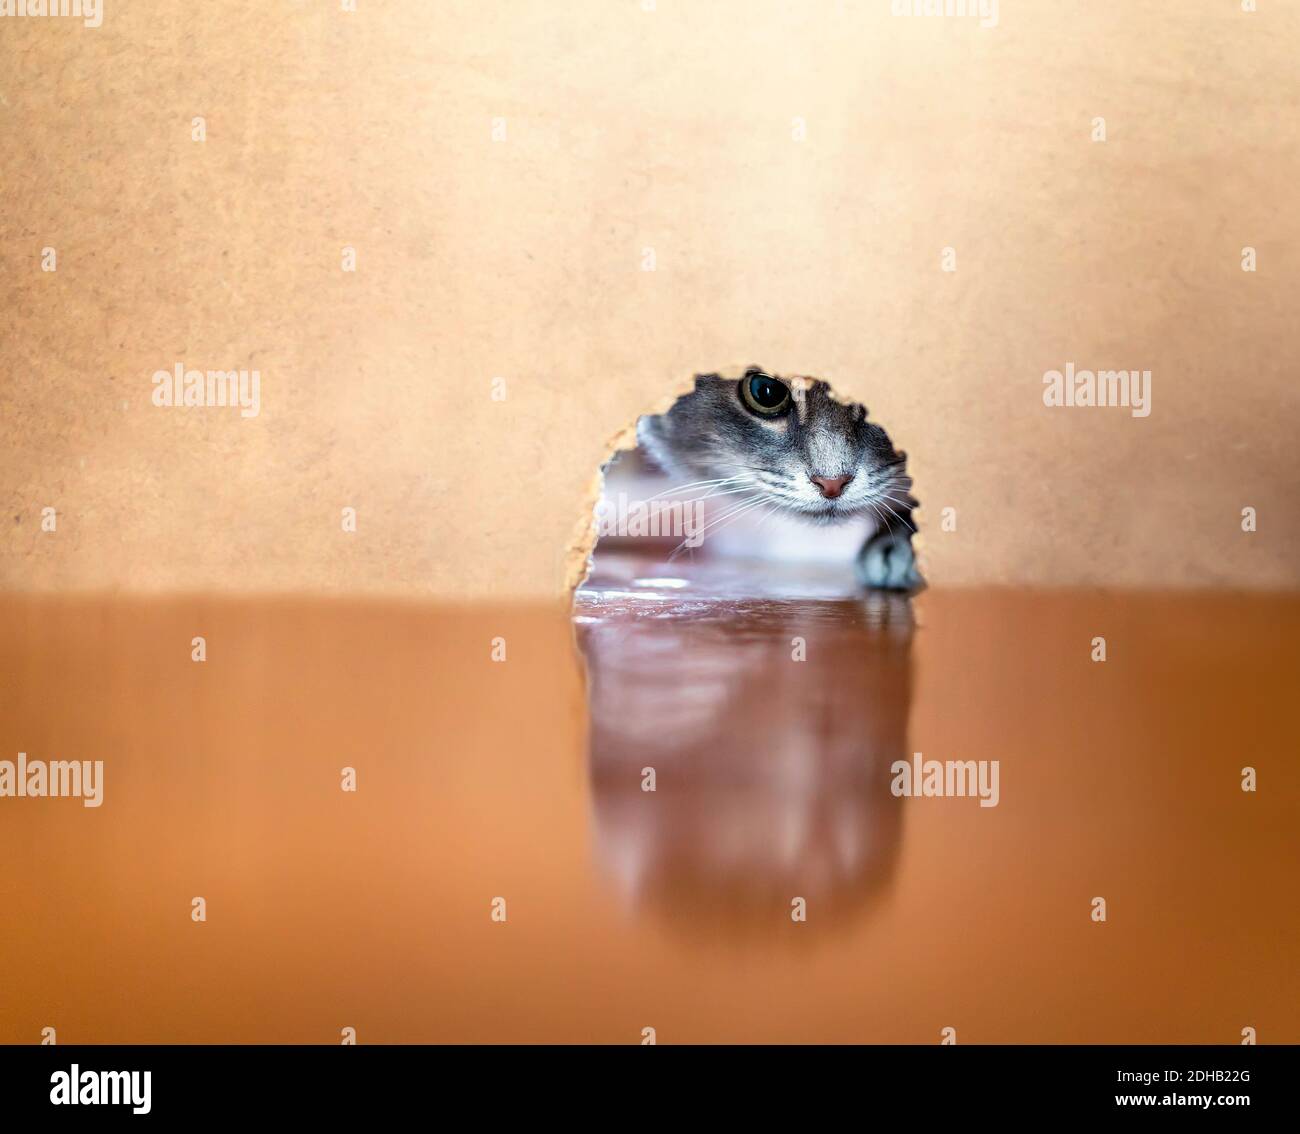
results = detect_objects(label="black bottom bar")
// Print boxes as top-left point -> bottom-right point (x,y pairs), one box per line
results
1,1043 -> 1291,1121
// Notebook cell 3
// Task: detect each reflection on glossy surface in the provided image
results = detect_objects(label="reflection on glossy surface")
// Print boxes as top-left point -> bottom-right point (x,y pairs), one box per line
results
1,589 -> 1298,1042
576,554 -> 914,939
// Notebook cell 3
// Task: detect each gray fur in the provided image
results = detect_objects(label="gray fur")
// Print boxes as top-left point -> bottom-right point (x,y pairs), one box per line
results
637,368 -> 921,590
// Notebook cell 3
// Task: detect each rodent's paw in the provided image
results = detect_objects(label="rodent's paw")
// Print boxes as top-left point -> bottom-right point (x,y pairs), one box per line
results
857,531 -> 922,591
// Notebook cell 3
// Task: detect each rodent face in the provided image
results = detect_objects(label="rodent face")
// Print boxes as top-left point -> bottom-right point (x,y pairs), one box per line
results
637,368 -> 912,525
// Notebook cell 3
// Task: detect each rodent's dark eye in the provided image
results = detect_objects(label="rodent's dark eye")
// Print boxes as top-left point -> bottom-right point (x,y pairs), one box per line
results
739,373 -> 792,417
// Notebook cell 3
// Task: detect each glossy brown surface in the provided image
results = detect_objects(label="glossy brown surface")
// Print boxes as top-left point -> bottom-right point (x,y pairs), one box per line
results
1,583 -> 1297,1044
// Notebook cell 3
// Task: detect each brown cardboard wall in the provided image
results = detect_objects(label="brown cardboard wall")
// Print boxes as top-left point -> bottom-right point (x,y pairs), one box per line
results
2,1 -> 1297,597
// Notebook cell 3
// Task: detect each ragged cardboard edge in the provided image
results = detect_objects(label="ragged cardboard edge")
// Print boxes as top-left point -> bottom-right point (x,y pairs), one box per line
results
564,366 -> 926,593
564,377 -> 694,592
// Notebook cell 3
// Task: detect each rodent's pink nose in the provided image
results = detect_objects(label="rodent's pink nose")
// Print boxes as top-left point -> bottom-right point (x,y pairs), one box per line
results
811,474 -> 853,499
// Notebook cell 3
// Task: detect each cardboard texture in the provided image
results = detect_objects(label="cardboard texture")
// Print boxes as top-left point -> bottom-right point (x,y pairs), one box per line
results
2,1 -> 1298,597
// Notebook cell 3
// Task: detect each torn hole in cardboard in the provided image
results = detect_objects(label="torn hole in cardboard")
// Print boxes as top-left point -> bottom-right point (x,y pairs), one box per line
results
566,368 -> 925,600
